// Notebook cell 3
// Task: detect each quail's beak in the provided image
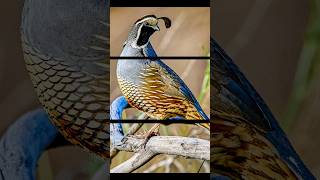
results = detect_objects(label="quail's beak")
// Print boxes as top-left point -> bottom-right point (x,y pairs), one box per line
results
153,24 -> 160,31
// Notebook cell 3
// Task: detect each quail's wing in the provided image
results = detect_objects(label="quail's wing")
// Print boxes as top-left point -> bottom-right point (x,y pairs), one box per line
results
141,62 -> 207,119
143,44 -> 195,103
211,38 -> 273,131
143,43 -> 208,119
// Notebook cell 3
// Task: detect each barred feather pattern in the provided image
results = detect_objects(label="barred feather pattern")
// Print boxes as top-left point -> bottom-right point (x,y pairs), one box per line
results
117,60 -> 204,120
21,0 -> 110,159
211,117 -> 297,179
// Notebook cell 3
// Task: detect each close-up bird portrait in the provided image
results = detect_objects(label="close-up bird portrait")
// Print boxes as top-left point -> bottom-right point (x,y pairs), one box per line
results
110,7 -> 210,57
109,8 -> 210,173
110,8 -> 210,120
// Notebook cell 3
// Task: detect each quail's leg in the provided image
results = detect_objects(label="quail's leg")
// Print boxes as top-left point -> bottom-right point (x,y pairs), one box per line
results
140,123 -> 160,148
133,123 -> 160,138
146,123 -> 160,136
125,123 -> 160,148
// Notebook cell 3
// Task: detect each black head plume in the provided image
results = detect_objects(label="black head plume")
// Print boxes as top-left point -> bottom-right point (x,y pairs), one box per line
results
157,17 -> 171,28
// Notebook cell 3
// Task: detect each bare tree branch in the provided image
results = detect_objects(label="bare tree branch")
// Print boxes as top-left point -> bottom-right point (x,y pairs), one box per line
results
111,135 -> 209,173
111,149 -> 155,173
142,157 -> 175,173
110,123 -> 143,158
110,97 -> 209,173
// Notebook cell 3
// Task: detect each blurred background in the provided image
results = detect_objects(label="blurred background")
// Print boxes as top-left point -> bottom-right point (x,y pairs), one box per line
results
213,0 -> 320,178
110,123 -> 210,173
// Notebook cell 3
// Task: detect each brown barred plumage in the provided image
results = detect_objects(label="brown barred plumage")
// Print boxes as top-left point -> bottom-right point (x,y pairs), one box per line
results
118,59 -> 209,128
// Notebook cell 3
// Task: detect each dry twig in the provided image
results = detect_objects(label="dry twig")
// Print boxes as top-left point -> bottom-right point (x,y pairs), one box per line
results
111,135 -> 209,173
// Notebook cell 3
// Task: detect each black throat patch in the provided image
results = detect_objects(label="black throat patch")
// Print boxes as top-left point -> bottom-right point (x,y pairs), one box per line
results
137,26 -> 156,46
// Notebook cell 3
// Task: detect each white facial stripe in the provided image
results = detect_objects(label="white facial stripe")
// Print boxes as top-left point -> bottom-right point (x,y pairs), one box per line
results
135,17 -> 157,26
132,24 -> 148,48
131,26 -> 149,48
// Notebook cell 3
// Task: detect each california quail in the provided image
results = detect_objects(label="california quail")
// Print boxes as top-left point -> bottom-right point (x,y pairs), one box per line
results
211,39 -> 315,179
21,0 -> 110,159
116,15 -> 209,129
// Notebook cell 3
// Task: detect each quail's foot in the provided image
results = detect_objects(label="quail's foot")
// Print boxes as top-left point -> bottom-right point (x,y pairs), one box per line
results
124,123 -> 160,149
